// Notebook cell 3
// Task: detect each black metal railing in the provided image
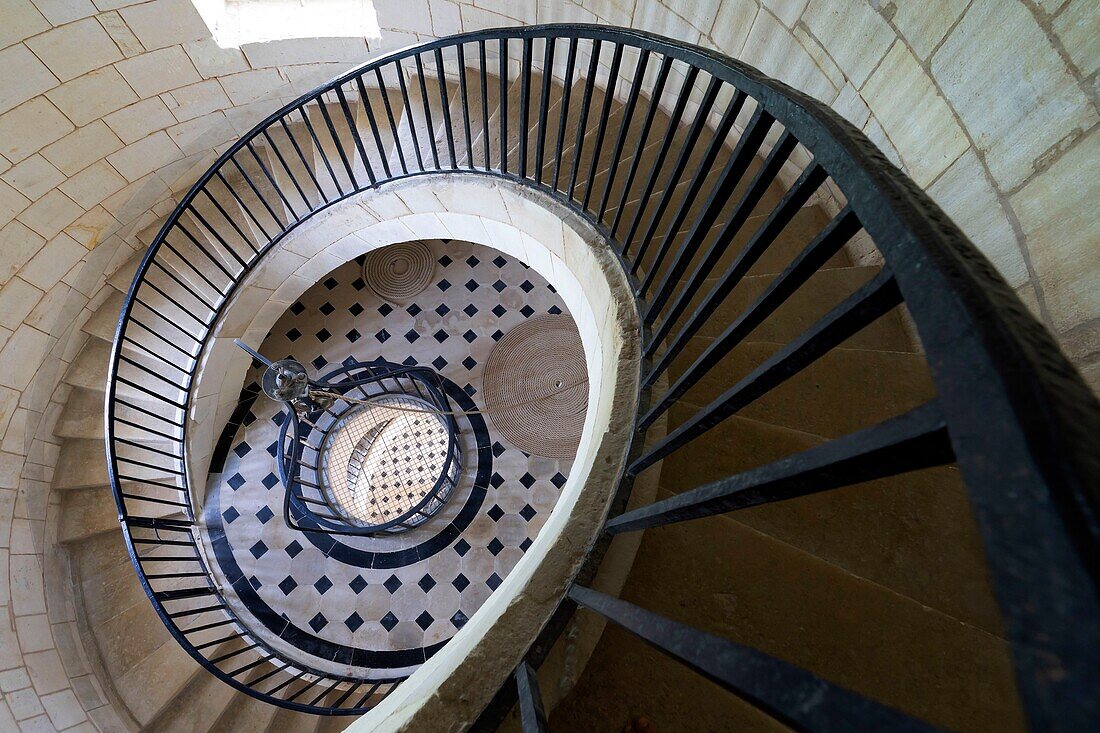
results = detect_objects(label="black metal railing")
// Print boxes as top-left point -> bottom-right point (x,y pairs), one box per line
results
276,360 -> 462,535
104,24 -> 1100,727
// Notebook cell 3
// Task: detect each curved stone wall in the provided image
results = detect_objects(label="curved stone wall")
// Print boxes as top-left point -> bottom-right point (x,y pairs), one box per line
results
0,1 -> 1096,730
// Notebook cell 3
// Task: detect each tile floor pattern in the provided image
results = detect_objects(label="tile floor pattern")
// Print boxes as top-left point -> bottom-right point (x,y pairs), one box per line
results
201,240 -> 576,680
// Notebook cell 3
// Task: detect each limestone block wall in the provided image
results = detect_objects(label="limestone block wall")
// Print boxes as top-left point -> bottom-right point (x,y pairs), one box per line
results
0,1 -> 1096,731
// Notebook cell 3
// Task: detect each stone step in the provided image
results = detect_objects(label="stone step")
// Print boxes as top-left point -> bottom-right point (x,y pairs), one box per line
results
54,387 -> 105,439
550,498 -> 1024,733
55,438 -> 109,489
212,692 -> 281,733
83,289 -> 126,343
265,707 -> 322,733
63,338 -> 111,392
142,641 -> 246,733
55,435 -> 181,490
117,639 -> 204,728
59,484 -> 181,544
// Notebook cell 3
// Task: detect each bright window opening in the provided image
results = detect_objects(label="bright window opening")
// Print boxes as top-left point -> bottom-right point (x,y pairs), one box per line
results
194,0 -> 381,47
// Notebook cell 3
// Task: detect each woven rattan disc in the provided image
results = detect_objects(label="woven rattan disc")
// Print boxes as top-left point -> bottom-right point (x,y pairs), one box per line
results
483,315 -> 587,459
362,241 -> 435,303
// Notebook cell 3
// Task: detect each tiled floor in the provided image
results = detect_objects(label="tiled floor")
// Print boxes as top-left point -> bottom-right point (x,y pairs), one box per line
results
201,239 -> 577,681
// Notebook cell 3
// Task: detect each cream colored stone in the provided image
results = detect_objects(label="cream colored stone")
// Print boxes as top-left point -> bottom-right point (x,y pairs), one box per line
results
41,121 -> 124,176
742,7 -> 837,102
118,0 -> 210,50
0,182 -> 30,229
933,0 -> 1097,190
0,222 -> 45,284
219,68 -> 287,105
708,0 -> 758,57
1,156 -> 64,200
832,82 -> 870,127
1054,0 -> 1100,77
57,161 -> 128,209
166,111 -> 235,155
0,326 -> 53,391
162,78 -> 231,123
862,113 -> 903,170
115,46 -> 202,98
633,1 -> 703,44
802,0 -> 894,87
18,189 -> 83,240
241,37 -> 370,68
792,22 -> 846,88
0,279 -> 44,331
30,0 -> 97,25
928,149 -> 1027,287
862,42 -> 968,186
0,98 -> 74,164
374,0 -> 433,33
25,18 -> 123,82
183,38 -> 249,79
662,0 -> 723,33
760,0 -> 809,26
0,45 -> 59,117
106,131 -> 182,182
1011,129 -> 1100,334
470,0 -> 537,24
64,205 -> 119,248
0,0 -> 49,50
97,9 -> 145,57
20,233 -> 86,290
46,66 -> 138,127
891,0 -> 968,60
102,97 -> 176,144
40,688 -> 84,730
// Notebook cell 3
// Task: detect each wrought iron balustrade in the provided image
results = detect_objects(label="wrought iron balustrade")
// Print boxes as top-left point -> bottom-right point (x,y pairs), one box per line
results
103,24 -> 1100,727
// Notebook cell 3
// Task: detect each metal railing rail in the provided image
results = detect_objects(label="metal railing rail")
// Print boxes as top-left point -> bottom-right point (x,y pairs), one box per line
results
104,24 -> 1100,726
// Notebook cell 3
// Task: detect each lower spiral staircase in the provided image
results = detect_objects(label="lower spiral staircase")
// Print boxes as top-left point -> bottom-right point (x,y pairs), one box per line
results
42,24 -> 1099,733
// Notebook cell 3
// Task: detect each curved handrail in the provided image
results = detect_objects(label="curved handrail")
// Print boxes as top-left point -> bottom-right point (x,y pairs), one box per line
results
103,24 -> 1100,725
276,360 -> 462,535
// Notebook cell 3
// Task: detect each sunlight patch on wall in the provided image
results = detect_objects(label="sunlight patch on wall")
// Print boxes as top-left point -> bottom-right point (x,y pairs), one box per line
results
194,0 -> 381,46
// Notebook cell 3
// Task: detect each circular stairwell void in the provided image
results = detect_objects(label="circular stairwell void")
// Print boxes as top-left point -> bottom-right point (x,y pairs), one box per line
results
201,240 -> 582,680
182,175 -> 644,721
320,394 -> 456,528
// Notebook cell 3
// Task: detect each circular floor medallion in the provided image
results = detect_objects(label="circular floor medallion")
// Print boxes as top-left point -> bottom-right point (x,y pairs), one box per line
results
362,241 -> 435,302
483,315 -> 587,459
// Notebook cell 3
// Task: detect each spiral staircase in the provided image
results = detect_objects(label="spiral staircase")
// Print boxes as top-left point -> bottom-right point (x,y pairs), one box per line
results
44,25 -> 1099,733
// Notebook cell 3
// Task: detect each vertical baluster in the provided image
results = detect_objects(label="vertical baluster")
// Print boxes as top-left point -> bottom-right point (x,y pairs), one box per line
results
335,83 -> 377,186
552,36 -> 579,192
479,40 -> 491,170
395,61 -> 425,171
633,90 -> 745,280
598,48 -> 651,221
355,75 -> 392,179
518,37 -> 533,178
414,54 -> 441,169
246,141 -> 300,221
434,47 -> 458,169
457,43 -> 474,167
568,38 -> 602,201
583,42 -> 623,212
534,36 -> 555,185
316,93 -> 359,189
376,66 -> 409,175
515,661 -> 549,732
297,104 -> 346,197
260,129 -> 311,213
499,38 -> 509,174
611,54 -> 674,239
278,117 -> 328,203
621,65 -> 701,254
